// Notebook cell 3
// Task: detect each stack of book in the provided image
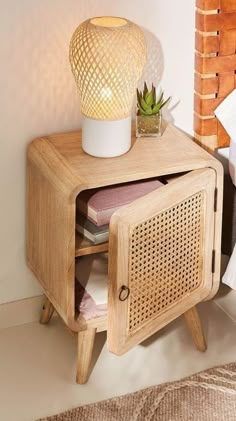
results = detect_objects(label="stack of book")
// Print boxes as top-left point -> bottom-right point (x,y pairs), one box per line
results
76,179 -> 164,244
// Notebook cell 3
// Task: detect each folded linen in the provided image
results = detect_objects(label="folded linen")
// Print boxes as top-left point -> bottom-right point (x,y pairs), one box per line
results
75,253 -> 108,320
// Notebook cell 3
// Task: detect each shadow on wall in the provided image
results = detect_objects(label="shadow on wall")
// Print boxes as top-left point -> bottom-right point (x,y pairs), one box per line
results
138,29 -> 164,90
135,29 -> 174,125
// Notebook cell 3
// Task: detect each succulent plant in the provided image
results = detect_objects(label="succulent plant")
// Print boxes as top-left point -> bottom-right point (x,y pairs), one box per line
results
136,82 -> 170,116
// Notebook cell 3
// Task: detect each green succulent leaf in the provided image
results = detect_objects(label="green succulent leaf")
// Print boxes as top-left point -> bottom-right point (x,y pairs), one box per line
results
143,82 -> 148,99
153,86 -> 156,104
136,82 -> 171,116
136,89 -> 142,109
141,108 -> 153,116
156,91 -> 164,105
146,91 -> 154,106
140,97 -> 151,112
152,103 -> 161,114
159,96 -> 171,110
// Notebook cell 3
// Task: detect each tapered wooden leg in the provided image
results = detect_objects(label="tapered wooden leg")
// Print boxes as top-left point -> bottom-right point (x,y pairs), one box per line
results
184,306 -> 207,352
76,328 -> 96,384
40,297 -> 54,324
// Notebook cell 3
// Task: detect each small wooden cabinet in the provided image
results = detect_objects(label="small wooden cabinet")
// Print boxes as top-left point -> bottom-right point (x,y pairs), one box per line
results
26,124 -> 223,383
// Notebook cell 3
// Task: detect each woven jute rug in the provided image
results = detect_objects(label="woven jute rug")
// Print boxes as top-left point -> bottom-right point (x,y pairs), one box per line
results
39,362 -> 236,421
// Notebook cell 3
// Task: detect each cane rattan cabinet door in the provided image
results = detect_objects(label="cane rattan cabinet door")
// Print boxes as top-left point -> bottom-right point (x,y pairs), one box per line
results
108,168 -> 216,355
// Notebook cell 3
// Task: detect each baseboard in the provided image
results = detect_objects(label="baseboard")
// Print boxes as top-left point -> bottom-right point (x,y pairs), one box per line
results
0,255 -> 230,331
0,295 -> 45,330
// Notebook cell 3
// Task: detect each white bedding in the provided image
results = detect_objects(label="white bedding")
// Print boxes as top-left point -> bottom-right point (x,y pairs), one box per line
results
222,245 -> 236,290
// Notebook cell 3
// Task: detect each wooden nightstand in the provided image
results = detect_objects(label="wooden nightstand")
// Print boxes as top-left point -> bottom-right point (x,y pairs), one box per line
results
26,124 -> 223,383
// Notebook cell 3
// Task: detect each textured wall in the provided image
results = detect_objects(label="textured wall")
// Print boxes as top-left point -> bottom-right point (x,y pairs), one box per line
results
0,0 -> 194,304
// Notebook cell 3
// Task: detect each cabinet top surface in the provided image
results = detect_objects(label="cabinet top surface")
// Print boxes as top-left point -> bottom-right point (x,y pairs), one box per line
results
29,124 -> 221,191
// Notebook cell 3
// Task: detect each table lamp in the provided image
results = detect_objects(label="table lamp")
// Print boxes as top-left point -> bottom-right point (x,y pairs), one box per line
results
69,16 -> 146,157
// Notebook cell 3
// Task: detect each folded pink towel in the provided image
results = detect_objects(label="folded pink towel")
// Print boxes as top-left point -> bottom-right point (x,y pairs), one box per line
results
75,286 -> 107,320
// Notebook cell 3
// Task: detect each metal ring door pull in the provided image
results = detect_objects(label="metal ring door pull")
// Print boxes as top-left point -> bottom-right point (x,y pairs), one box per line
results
119,285 -> 130,301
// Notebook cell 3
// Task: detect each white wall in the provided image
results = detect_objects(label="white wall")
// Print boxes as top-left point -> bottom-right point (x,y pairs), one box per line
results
0,0 -> 195,304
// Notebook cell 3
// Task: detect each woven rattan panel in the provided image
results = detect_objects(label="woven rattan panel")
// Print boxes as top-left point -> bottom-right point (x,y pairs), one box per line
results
128,191 -> 204,334
194,0 -> 236,151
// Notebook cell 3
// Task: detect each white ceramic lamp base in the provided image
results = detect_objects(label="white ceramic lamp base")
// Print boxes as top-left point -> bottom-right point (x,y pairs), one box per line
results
82,115 -> 131,158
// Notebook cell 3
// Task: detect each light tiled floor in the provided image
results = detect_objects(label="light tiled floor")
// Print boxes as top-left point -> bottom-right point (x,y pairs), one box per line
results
0,287 -> 236,421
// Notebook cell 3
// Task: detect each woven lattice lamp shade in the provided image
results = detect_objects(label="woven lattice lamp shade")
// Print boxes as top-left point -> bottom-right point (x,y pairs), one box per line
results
69,17 -> 146,157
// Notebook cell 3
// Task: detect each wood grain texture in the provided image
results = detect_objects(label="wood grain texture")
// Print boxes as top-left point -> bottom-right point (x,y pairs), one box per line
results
184,306 -> 207,352
76,313 -> 107,333
76,328 -> 96,384
40,296 -> 54,324
26,158 -> 76,328
46,125 -> 221,187
27,124 -> 223,331
75,233 -> 108,257
26,124 -> 223,382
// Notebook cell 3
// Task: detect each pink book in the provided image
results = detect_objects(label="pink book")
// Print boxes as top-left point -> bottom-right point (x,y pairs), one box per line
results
77,179 -> 164,226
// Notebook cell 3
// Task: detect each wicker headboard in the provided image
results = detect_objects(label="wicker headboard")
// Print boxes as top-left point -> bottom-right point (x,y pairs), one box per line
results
194,0 -> 236,152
